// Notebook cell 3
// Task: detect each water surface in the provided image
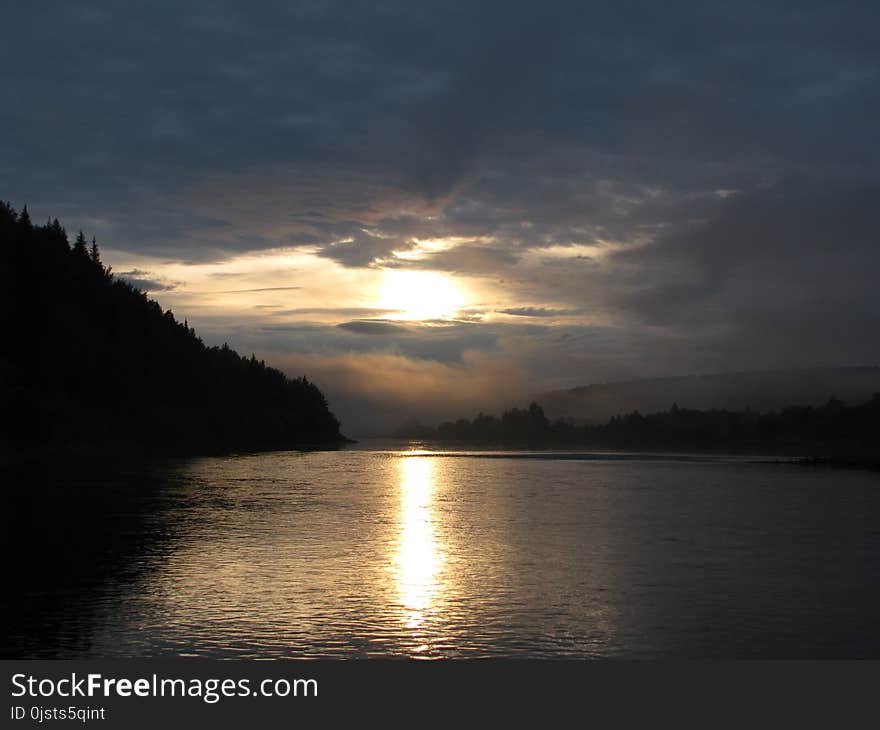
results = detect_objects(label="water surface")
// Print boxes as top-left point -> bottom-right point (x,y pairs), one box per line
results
4,447 -> 880,658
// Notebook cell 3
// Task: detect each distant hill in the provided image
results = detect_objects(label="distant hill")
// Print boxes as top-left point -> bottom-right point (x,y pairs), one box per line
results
537,368 -> 880,424
0,201 -> 346,458
397,398 -> 880,464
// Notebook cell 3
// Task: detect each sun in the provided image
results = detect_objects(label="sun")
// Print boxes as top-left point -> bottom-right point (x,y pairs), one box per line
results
378,270 -> 466,321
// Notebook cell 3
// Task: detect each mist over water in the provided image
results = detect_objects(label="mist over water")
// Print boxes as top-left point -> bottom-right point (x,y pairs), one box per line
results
5,448 -> 880,658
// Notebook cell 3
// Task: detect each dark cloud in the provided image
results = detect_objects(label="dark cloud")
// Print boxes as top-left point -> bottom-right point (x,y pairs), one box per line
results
314,227 -> 409,268
277,307 -> 401,318
4,0 -> 880,419
218,286 -> 301,293
400,245 -> 520,274
6,1 -> 878,261
604,177 -> 880,367
187,315 -> 509,366
338,320 -> 411,335
117,270 -> 177,292
498,307 -> 579,318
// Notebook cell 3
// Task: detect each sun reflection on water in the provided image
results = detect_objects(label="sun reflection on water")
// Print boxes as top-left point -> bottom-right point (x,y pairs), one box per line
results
396,456 -> 443,638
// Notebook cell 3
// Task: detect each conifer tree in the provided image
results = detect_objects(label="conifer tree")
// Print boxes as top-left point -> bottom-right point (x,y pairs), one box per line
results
73,231 -> 88,258
18,205 -> 32,229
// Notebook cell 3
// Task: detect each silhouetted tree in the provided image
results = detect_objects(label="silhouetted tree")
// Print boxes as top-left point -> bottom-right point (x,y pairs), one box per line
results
18,206 -> 32,229
400,395 -> 880,463
0,202 -> 345,455
73,231 -> 88,259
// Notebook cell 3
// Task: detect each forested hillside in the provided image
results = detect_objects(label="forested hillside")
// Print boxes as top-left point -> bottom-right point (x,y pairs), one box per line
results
0,202 -> 345,455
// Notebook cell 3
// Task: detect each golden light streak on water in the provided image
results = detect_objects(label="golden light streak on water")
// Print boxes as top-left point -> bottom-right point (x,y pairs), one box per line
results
395,456 -> 444,642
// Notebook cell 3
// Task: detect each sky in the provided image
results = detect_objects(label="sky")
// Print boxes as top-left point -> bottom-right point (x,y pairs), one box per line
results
3,1 -> 880,434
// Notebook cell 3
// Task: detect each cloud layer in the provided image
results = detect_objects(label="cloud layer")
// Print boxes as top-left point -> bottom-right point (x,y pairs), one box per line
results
3,1 -> 879,433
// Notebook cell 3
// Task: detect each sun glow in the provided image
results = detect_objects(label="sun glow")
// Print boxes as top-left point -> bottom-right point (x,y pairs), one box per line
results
378,270 -> 466,321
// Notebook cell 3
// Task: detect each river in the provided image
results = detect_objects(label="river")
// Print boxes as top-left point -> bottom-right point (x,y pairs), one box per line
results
4,446 -> 879,658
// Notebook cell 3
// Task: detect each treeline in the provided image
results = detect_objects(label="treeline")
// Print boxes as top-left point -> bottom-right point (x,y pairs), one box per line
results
397,399 -> 880,460
0,202 -> 345,456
